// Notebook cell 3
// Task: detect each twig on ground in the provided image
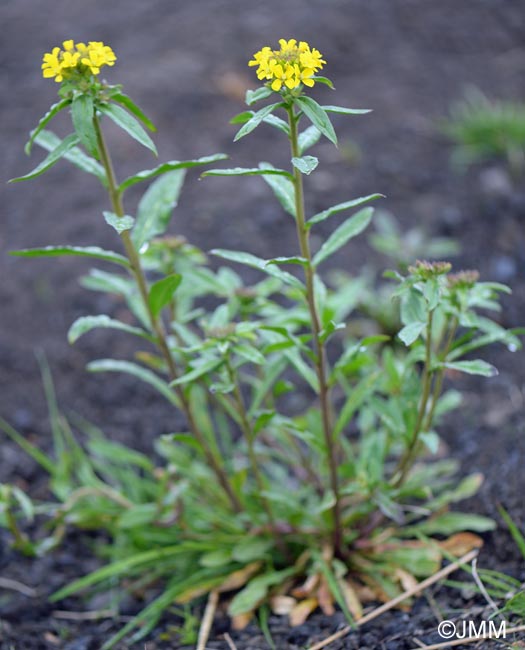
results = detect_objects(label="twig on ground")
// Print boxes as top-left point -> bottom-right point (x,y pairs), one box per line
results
471,557 -> 501,616
196,589 -> 219,650
52,609 -> 116,621
409,624 -> 525,650
223,633 -> 239,650
306,550 -> 478,650
0,577 -> 37,597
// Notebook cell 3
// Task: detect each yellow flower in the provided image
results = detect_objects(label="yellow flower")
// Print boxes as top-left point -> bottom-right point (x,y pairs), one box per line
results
42,48 -> 64,82
249,38 -> 325,93
41,39 -> 117,83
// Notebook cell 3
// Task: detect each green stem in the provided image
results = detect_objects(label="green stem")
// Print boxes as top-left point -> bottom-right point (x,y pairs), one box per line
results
286,104 -> 343,556
392,309 -> 434,487
92,114 -> 242,514
423,316 -> 458,432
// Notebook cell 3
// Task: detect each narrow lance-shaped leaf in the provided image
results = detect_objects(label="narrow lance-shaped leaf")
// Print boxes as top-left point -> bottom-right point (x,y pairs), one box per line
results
97,102 -> 157,156
259,162 -> 296,217
110,92 -> 157,131
211,249 -> 303,289
234,103 -> 281,141
202,166 -> 294,180
298,125 -> 321,155
118,155 -> 228,193
10,245 -> 130,268
308,194 -> 383,228
295,96 -> 337,145
439,360 -> 498,377
313,207 -> 374,266
322,105 -> 372,115
25,99 -> 71,154
398,321 -> 426,347
68,315 -> 154,344
132,170 -> 186,250
148,273 -> 182,318
246,86 -> 273,106
170,358 -> 223,386
291,155 -> 318,175
88,359 -> 180,407
103,211 -> 134,234
32,130 -> 106,185
10,133 -> 80,182
71,94 -> 98,157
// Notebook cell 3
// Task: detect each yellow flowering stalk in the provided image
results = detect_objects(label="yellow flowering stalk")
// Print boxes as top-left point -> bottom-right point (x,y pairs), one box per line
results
249,38 -> 326,93
42,39 -> 116,83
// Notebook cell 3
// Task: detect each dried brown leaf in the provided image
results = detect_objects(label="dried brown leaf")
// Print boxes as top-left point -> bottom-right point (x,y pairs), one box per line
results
270,595 -> 297,616
231,611 -> 253,630
439,532 -> 483,556
289,598 -> 318,627
217,562 -> 263,593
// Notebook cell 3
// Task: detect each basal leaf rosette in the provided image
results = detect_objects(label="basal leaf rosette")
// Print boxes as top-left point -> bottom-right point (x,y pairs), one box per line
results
249,38 -> 329,96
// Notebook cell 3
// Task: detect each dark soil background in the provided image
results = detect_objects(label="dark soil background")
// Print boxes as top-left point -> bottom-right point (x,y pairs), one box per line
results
1,1 -> 525,648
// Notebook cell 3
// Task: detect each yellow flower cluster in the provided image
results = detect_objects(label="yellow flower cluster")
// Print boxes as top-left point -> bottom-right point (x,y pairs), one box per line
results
249,39 -> 326,92
42,40 -> 116,83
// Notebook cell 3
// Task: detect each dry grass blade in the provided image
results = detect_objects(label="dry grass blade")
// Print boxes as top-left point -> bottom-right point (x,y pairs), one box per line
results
409,624 -> 525,650
306,549 -> 478,650
196,589 -> 219,650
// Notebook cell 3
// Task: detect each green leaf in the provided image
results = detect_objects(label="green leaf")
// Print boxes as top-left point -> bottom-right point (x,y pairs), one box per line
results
313,207 -> 373,266
322,105 -> 371,115
229,568 -> 296,616
132,170 -> 186,250
440,360 -> 498,377
0,417 -> 55,474
71,94 -> 98,157
498,506 -> 525,561
295,96 -> 337,145
416,512 -> 495,535
291,155 -> 318,175
230,111 -> 253,124
231,538 -> 272,562
266,256 -> 307,266
118,155 -> 227,193
68,315 -> 153,344
211,249 -> 303,289
259,162 -> 296,217
235,344 -> 266,366
312,76 -> 335,89
148,273 -> 182,318
25,99 -> 71,154
170,358 -> 223,386
10,245 -> 130,268
246,86 -> 273,106
298,125 -> 321,155
234,103 -> 280,141
110,92 -> 156,131
97,102 -> 157,155
32,130 -> 106,184
202,166 -> 294,181
117,504 -> 157,529
10,133 -> 80,182
103,211 -> 134,234
308,194 -> 383,227
88,360 -> 180,407
398,322 -> 426,346
334,372 -> 379,438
